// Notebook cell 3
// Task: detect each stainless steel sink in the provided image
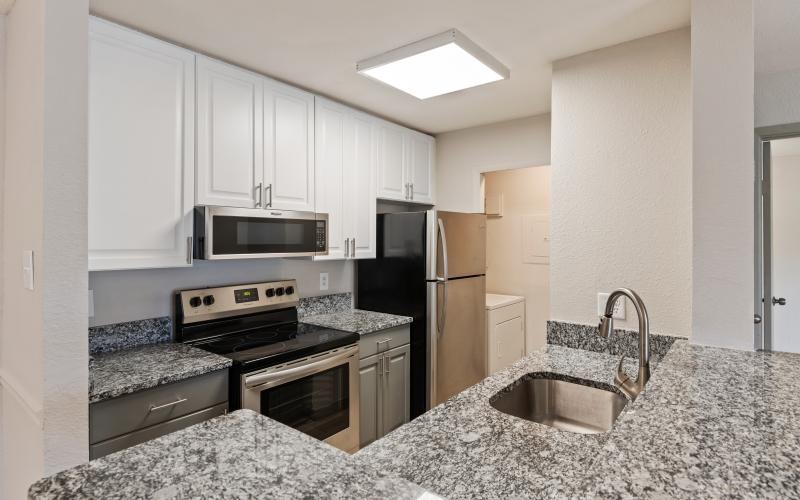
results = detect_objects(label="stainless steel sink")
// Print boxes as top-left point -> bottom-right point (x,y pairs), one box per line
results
489,374 -> 627,434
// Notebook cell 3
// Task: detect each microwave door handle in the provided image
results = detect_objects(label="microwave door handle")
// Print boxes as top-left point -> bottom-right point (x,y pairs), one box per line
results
436,217 -> 449,335
244,345 -> 357,388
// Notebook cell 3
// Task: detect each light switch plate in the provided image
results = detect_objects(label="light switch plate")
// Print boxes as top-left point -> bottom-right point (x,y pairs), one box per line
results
597,292 -> 626,319
22,250 -> 34,290
319,272 -> 329,291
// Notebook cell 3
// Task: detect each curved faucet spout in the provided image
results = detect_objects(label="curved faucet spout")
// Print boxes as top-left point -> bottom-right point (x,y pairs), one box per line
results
597,288 -> 651,399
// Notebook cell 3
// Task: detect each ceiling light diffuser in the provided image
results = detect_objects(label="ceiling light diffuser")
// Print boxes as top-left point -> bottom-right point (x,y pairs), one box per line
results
357,29 -> 509,99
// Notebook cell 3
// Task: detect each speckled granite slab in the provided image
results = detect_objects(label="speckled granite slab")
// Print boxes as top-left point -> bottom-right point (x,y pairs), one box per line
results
89,343 -> 231,403
89,317 -> 172,355
302,309 -> 413,335
297,292 -> 352,318
547,320 -> 681,362
29,410 -> 437,500
356,345 -> 640,499
576,341 -> 800,499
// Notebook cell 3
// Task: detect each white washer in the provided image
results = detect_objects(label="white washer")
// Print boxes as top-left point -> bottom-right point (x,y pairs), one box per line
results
485,293 -> 526,374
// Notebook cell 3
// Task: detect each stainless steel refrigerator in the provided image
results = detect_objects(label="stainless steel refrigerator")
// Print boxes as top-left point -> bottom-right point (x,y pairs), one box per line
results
356,210 -> 487,418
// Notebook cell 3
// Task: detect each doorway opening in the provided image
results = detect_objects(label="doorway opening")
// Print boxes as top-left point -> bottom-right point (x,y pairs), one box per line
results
481,165 -> 550,370
756,124 -> 800,352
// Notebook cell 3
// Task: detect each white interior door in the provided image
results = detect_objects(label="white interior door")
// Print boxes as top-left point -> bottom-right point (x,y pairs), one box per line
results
771,138 -> 800,353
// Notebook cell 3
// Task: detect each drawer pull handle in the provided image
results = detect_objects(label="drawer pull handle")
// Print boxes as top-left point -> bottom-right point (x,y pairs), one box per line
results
148,397 -> 187,413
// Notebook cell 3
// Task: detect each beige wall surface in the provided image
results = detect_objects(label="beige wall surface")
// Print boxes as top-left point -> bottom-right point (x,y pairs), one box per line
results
691,0 -> 755,349
1,0 -> 89,497
435,114 -> 550,213
484,166 -> 550,351
550,28 -> 692,337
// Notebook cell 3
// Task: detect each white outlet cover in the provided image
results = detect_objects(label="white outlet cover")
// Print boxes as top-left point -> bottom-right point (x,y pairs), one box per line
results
319,272 -> 329,291
597,292 -> 626,320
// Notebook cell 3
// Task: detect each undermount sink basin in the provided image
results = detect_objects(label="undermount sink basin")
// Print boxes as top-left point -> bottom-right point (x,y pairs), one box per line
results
489,374 -> 627,434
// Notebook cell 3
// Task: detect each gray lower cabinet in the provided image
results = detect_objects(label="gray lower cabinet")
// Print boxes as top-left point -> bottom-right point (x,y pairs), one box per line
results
90,369 -> 229,459
358,326 -> 411,448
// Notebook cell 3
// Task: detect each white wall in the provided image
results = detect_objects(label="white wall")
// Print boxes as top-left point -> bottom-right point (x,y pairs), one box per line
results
435,114 -> 550,213
756,68 -> 800,128
484,166 -> 550,351
691,0 -> 755,349
550,28 -> 692,337
89,260 -> 353,326
1,0 -> 89,497
754,0 -> 800,128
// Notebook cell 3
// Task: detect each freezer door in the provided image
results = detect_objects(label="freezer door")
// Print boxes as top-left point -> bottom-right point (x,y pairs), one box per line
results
427,275 -> 487,407
427,210 -> 486,280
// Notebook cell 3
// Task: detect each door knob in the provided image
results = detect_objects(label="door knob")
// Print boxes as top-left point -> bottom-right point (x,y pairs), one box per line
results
754,314 -> 762,324
772,297 -> 787,306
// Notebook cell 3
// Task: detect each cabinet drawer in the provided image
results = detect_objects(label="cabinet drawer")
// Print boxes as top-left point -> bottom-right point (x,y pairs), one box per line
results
90,403 -> 228,459
90,369 -> 228,444
358,325 -> 410,359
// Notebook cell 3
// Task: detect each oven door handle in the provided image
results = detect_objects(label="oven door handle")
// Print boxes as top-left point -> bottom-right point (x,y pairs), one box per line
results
244,345 -> 358,389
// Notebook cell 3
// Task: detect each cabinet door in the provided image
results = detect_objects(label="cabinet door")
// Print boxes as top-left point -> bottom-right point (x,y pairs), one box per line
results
407,132 -> 435,204
264,79 -> 315,211
382,344 -> 411,436
314,98 -> 346,260
88,18 -> 195,270
344,112 -> 377,259
358,354 -> 383,448
376,122 -> 407,201
492,316 -> 526,374
196,56 -> 264,208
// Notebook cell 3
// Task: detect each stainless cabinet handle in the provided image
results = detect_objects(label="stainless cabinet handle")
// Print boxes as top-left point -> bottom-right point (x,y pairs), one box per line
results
351,238 -> 355,258
410,183 -> 414,200
149,397 -> 187,413
378,356 -> 384,376
266,183 -> 273,208
255,182 -> 263,208
345,238 -> 350,258
186,236 -> 193,265
404,183 -> 409,200
384,355 -> 390,374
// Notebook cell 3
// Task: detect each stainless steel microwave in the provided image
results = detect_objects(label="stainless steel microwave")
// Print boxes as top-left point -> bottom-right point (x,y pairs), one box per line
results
194,206 -> 328,260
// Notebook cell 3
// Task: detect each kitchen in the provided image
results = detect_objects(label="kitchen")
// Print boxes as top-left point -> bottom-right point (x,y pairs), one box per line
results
2,0 -> 800,499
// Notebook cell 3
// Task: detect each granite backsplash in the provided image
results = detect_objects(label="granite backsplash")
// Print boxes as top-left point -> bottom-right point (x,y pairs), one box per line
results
547,320 -> 683,362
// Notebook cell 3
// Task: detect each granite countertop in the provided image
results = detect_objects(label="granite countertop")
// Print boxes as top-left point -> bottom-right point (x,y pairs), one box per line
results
301,309 -> 413,336
89,343 -> 231,403
29,409 -> 438,500
357,340 -> 800,499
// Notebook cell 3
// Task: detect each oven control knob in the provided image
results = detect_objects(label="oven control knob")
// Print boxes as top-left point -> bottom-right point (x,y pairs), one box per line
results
275,287 -> 285,297
265,288 -> 275,298
203,295 -> 215,306
189,296 -> 202,308
285,286 -> 295,295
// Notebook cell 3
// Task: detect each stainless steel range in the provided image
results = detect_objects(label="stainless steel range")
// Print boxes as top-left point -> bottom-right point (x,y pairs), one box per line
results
175,280 -> 360,453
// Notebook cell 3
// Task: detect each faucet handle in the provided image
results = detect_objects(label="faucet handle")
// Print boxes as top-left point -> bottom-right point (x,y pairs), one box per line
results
615,355 -> 630,385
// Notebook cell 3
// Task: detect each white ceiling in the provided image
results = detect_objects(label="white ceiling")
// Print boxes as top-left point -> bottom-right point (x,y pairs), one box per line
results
772,137 -> 800,158
755,0 -> 800,75
89,0 -> 689,134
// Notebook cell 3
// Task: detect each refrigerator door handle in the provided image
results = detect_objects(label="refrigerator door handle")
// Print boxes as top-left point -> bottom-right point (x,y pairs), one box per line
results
437,217 -> 449,334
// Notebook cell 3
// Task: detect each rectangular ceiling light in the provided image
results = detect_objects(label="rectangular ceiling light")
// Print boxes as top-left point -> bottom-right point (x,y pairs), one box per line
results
356,29 -> 509,99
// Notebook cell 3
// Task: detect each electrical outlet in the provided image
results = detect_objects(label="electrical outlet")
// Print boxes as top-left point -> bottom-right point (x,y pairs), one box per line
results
597,292 -> 626,319
22,250 -> 34,290
319,272 -> 329,291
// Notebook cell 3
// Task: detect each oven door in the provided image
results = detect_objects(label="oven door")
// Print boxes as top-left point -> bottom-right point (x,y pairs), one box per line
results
198,206 -> 328,259
241,345 -> 359,453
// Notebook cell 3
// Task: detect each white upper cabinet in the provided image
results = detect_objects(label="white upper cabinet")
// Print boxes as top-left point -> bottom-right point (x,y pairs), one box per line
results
88,18 -> 195,271
196,56 -> 264,208
345,111 -> 377,259
376,120 -> 436,204
263,79 -> 315,211
315,98 -> 376,260
314,98 -> 347,260
407,132 -> 435,204
376,122 -> 407,201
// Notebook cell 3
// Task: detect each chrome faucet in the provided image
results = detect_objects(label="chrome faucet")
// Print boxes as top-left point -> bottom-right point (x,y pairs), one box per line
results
597,288 -> 650,400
